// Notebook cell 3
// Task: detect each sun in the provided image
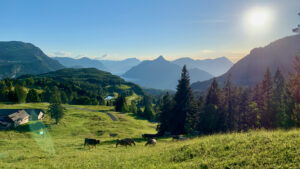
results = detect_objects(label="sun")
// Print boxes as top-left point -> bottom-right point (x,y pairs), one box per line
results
245,7 -> 272,29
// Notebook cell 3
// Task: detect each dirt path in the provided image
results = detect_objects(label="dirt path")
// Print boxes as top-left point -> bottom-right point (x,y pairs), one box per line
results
62,105 -> 117,121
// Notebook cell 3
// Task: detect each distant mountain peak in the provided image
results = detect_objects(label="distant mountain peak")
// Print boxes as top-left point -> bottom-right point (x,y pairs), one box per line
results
156,55 -> 166,61
123,56 -> 213,90
173,56 -> 233,76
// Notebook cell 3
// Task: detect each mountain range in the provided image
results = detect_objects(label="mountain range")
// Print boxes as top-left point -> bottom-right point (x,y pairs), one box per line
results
53,57 -> 140,75
123,56 -> 213,90
173,56 -> 233,76
53,57 -> 107,71
191,34 -> 300,91
101,58 -> 140,75
0,41 -> 64,79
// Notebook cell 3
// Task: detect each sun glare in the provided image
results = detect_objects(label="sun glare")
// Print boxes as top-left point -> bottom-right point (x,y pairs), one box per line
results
245,7 -> 272,30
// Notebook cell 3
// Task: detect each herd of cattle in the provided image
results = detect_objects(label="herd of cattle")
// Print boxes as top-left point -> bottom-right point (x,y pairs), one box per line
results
84,134 -> 187,148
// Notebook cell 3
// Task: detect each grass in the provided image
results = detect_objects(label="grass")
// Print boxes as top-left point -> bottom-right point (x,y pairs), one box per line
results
0,103 -> 299,168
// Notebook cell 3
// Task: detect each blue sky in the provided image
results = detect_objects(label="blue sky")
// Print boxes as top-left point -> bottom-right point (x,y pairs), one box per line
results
0,0 -> 299,62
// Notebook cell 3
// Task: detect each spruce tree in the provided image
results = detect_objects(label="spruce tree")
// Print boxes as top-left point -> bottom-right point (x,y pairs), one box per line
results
206,78 -> 220,105
157,92 -> 174,135
171,65 -> 196,134
201,78 -> 221,133
143,102 -> 155,121
260,68 -> 273,128
223,74 -> 236,131
288,54 -> 300,126
115,94 -> 128,112
272,68 -> 288,128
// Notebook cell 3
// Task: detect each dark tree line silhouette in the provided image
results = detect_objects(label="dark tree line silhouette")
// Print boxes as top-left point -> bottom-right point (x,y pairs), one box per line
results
157,55 -> 300,135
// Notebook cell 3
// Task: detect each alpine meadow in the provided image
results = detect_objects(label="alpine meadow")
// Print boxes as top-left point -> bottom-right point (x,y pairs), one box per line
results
0,1 -> 300,169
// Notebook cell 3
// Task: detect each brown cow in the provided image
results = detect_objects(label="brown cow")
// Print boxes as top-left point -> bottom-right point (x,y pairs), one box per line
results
116,138 -> 135,147
84,138 -> 100,148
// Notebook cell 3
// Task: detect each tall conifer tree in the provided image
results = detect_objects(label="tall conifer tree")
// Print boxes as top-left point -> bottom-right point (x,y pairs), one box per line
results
260,68 -> 273,128
171,65 -> 195,134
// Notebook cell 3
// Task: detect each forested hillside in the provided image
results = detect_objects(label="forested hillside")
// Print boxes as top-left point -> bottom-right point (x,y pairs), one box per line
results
0,68 -> 144,105
0,41 -> 64,79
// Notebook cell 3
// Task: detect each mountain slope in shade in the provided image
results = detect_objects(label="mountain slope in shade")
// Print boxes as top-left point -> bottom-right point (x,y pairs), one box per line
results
53,57 -> 107,71
123,56 -> 213,90
18,68 -> 145,97
191,34 -> 300,91
0,41 -> 64,79
101,58 -> 140,75
173,56 -> 233,76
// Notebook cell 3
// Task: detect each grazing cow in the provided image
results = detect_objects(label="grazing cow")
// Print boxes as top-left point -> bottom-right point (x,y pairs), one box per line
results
116,138 -> 135,147
123,138 -> 136,146
84,138 -> 100,148
145,139 -> 156,146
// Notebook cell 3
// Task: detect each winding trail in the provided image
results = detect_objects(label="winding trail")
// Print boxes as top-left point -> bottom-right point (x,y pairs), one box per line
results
62,105 -> 117,121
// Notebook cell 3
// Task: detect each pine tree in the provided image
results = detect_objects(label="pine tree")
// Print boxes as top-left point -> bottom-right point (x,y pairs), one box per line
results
157,92 -> 174,135
260,68 -> 273,128
206,78 -> 220,106
115,94 -> 128,112
143,102 -> 155,121
201,78 -> 221,133
171,65 -> 196,134
223,74 -> 236,131
272,68 -> 289,128
288,54 -> 300,126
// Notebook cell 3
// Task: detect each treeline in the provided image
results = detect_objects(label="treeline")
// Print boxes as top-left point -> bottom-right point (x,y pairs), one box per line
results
114,94 -> 156,121
157,55 -> 300,135
0,79 -> 105,105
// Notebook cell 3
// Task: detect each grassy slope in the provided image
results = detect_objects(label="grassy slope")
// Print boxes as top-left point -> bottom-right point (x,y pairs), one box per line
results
0,103 -> 299,169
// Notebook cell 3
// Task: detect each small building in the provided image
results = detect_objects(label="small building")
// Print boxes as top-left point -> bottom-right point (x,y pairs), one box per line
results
0,109 -> 44,129
105,96 -> 114,100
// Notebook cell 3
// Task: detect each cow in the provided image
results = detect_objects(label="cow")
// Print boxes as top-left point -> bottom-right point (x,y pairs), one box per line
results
84,138 -> 100,148
145,139 -> 156,146
116,138 -> 135,147
123,138 -> 136,146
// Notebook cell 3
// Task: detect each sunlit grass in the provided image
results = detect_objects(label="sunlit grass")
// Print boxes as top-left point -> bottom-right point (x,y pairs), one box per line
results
0,103 -> 299,168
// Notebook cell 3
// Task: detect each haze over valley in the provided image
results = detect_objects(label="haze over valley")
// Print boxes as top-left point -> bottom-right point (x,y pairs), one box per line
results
0,1 -> 300,168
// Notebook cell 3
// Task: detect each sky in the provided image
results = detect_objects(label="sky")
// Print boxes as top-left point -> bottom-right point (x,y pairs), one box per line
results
0,0 -> 299,63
